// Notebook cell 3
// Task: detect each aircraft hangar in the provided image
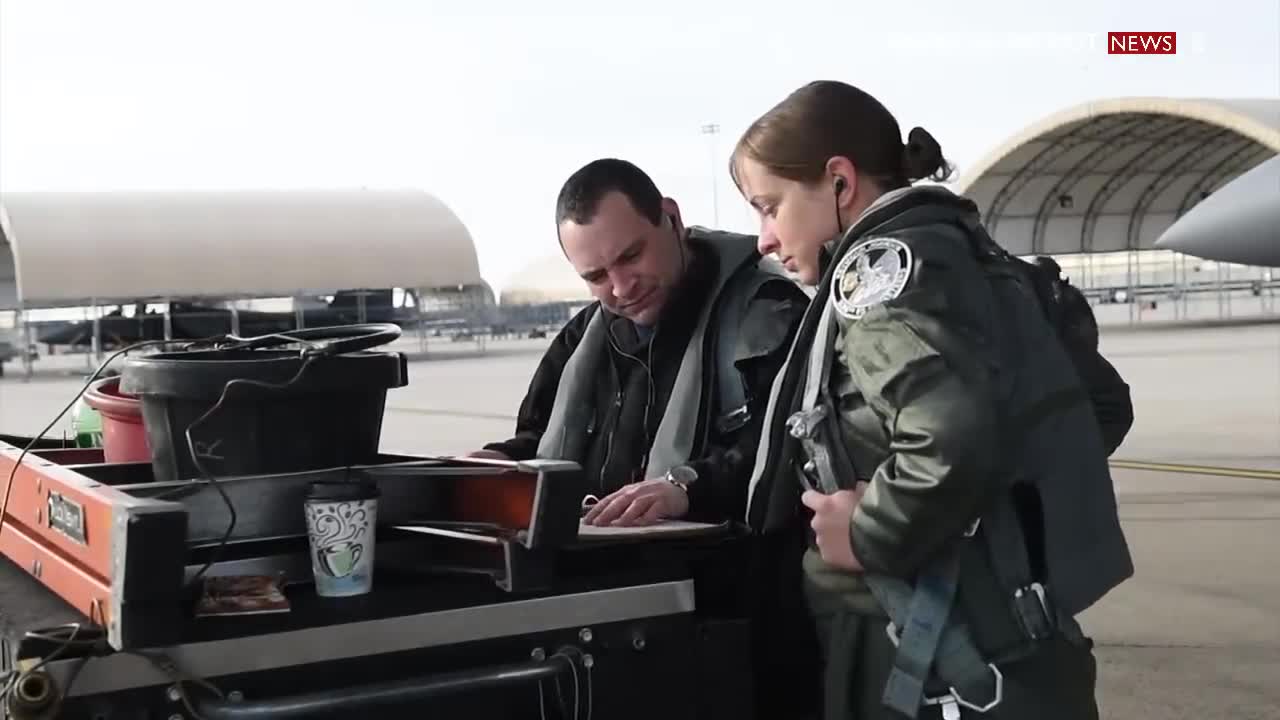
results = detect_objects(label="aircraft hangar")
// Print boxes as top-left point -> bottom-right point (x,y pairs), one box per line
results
0,189 -> 485,310
955,97 -> 1280,323
493,254 -> 593,331
3,97 -> 1277,358
496,96 -> 1280,327
0,189 -> 493,375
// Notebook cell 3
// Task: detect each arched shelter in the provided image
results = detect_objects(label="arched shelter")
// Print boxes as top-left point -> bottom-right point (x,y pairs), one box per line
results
0,189 -> 482,309
498,254 -> 592,307
955,97 -> 1279,257
0,189 -> 485,375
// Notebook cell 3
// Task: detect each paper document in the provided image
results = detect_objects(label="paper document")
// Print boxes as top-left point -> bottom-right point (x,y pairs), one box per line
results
576,519 -> 727,541
393,524 -> 505,545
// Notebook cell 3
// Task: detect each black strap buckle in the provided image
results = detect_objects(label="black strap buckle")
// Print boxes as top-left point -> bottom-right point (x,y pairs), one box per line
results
716,405 -> 751,434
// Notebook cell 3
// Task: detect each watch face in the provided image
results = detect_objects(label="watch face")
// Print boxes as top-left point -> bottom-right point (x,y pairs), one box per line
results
670,465 -> 698,485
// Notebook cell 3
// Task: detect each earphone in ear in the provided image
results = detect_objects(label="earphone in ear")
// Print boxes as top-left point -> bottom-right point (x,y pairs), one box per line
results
669,212 -> 687,272
833,177 -> 848,235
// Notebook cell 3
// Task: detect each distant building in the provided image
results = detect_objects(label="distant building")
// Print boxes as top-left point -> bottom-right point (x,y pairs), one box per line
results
493,254 -> 592,331
498,254 -> 592,306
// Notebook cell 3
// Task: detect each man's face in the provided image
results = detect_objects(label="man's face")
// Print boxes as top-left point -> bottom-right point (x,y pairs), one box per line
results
560,191 -> 686,326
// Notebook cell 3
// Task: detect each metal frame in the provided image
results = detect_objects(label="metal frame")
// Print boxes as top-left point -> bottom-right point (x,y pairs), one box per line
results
1080,123 -> 1227,253
1125,127 -> 1241,252
1175,142 -> 1273,218
0,439 -> 587,651
974,109 -> 1276,268
0,441 -> 189,650
43,579 -> 697,698
1029,115 -> 1190,255
983,115 -> 1143,240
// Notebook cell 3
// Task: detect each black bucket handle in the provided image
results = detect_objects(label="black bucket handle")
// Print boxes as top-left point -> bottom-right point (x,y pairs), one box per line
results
210,323 -> 402,357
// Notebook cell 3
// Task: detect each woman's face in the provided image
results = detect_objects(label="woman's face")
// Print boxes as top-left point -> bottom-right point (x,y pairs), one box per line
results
735,156 -> 841,285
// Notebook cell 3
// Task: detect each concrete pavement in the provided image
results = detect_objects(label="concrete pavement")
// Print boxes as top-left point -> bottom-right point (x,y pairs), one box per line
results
2,324 -> 1278,717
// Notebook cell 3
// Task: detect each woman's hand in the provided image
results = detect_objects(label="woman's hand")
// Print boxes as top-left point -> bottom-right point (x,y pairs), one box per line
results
801,484 -> 868,572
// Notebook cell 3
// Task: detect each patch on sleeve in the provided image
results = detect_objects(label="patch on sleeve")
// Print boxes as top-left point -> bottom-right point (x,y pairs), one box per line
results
830,237 -> 913,320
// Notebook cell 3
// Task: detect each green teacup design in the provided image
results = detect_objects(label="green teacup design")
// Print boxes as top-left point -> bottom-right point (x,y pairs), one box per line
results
317,541 -> 364,578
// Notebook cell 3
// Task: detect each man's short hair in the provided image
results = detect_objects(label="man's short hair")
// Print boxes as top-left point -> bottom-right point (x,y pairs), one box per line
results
555,158 -> 664,228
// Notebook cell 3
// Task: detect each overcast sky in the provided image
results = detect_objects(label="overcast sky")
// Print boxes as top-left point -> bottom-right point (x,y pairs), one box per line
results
1,0 -> 1277,292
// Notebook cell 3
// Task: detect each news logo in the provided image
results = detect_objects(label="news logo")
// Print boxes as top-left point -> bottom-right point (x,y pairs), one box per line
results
1108,32 -> 1177,54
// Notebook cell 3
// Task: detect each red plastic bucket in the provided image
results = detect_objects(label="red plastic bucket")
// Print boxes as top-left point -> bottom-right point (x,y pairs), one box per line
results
83,377 -> 152,464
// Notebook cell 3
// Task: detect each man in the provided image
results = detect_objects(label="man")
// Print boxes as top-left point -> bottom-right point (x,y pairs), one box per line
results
472,158 -> 809,529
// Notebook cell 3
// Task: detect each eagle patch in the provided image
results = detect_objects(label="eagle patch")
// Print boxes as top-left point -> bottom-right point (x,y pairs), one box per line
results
831,237 -> 913,320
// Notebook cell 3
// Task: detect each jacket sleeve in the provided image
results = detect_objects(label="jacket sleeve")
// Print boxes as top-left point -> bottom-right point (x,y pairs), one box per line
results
482,305 -> 595,460
838,238 -> 1003,578
684,279 -> 808,523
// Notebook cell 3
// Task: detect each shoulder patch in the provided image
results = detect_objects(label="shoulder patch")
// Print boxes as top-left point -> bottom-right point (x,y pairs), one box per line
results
830,237 -> 913,320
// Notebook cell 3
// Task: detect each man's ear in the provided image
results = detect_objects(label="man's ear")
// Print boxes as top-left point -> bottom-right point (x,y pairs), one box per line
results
661,197 -> 683,232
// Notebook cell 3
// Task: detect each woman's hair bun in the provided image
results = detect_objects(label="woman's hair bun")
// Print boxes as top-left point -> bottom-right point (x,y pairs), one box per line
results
902,127 -> 954,183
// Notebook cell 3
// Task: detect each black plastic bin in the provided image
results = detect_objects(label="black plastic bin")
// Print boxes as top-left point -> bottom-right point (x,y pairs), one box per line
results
119,345 -> 408,483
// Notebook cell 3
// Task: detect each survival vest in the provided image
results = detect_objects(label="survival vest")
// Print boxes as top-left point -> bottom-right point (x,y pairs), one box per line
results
755,187 -> 1134,719
966,225 -> 1134,456
536,228 -> 791,476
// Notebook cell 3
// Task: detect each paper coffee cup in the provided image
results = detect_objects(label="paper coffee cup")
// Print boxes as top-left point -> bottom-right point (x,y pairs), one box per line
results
303,479 -> 380,597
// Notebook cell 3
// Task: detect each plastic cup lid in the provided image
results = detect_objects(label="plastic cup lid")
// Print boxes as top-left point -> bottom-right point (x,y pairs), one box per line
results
306,479 -> 380,502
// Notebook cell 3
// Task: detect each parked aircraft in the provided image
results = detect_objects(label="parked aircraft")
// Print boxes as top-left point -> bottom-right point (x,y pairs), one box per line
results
1156,155 -> 1280,267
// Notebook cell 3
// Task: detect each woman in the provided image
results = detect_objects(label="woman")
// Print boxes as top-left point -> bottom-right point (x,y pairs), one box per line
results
733,81 -> 1132,719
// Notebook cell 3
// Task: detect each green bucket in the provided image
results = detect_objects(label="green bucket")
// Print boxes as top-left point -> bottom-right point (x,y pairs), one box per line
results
70,395 -> 104,449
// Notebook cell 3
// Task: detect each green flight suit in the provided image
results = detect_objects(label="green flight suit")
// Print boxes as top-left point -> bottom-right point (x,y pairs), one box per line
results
745,186 -> 1130,720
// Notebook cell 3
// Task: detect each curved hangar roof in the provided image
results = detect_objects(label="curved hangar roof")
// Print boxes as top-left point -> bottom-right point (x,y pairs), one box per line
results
955,97 -> 1280,256
0,189 -> 482,310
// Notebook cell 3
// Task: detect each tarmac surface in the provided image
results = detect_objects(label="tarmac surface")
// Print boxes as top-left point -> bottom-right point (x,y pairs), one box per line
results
2,322 -> 1279,718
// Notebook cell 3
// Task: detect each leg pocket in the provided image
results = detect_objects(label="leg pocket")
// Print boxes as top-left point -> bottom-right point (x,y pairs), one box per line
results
977,633 -> 1098,720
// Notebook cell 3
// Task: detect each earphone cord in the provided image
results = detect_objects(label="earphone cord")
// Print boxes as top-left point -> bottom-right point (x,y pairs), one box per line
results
834,181 -> 845,236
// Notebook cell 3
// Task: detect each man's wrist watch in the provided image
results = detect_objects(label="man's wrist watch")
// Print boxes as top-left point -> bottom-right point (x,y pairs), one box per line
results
663,465 -> 698,493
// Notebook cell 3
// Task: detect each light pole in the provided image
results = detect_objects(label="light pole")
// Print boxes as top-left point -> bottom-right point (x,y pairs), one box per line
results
700,123 -> 720,226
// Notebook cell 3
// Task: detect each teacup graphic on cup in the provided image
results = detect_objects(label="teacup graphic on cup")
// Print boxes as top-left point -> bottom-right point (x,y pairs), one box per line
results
304,480 -> 380,597
317,540 -> 364,578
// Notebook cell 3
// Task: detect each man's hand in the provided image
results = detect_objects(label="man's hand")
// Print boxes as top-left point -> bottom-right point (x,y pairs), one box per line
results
800,484 -> 868,572
582,478 -> 689,526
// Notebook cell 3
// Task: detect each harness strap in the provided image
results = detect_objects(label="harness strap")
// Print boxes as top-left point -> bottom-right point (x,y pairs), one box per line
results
789,294 -> 842,494
791,208 -> 1099,715
869,385 -> 1092,714
985,387 -> 1090,642
713,256 -> 789,433
712,258 -> 755,434
875,549 -> 965,715
799,364 -> 1092,714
